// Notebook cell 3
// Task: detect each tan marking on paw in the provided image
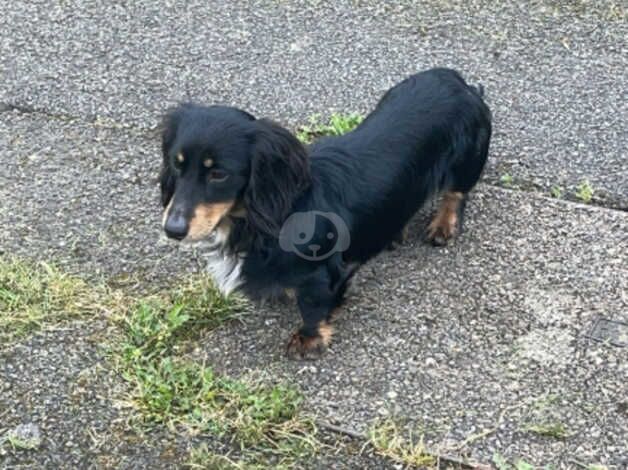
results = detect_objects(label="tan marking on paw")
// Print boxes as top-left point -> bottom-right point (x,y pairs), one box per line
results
426,191 -> 464,246
286,321 -> 334,360
318,322 -> 334,345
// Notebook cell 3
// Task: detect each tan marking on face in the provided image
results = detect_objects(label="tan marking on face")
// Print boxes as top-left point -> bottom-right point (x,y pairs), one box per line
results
203,158 -> 213,168
426,191 -> 464,244
176,152 -> 185,163
187,201 -> 235,240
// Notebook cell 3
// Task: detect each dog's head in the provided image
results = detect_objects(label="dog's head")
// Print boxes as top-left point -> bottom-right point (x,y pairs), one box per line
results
160,104 -> 310,242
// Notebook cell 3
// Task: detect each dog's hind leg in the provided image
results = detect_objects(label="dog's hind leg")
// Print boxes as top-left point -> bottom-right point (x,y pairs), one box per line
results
426,127 -> 490,246
426,191 -> 467,246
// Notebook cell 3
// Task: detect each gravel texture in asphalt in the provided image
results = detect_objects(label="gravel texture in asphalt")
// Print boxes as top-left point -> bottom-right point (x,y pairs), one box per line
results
197,186 -> 628,467
1,0 -> 627,468
0,111 -> 178,282
0,321 -> 391,469
1,0 -> 626,206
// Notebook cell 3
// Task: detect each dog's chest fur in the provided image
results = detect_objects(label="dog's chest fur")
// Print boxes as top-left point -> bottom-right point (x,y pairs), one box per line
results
204,251 -> 244,295
201,219 -> 245,295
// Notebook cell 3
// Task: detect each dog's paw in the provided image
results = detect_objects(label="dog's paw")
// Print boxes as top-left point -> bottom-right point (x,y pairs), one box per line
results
425,223 -> 457,246
286,333 -> 326,360
426,212 -> 459,246
286,322 -> 333,360
426,191 -> 464,246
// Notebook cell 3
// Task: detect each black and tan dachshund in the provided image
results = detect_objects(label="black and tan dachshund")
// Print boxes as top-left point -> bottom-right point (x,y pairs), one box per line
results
160,68 -> 491,358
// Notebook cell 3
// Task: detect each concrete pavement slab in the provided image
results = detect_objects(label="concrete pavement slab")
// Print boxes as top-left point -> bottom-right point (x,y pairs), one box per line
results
1,0 -> 626,206
1,112 -> 626,467
0,110 -> 180,282
1,2 -> 627,465
197,187 -> 628,467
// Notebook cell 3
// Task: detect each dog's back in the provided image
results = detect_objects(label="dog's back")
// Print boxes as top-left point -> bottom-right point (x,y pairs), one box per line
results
306,68 -> 492,261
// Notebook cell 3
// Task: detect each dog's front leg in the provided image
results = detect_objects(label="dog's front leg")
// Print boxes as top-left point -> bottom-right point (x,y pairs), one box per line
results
286,270 -> 337,360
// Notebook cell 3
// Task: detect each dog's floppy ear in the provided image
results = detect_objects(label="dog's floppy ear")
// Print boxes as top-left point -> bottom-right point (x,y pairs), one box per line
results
245,119 -> 311,237
159,107 -> 182,207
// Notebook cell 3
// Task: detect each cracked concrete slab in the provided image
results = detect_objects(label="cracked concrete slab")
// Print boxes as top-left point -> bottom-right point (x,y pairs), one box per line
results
1,0 -> 626,206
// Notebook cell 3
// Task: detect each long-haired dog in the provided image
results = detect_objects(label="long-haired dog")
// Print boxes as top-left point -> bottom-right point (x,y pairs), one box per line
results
160,68 -> 491,358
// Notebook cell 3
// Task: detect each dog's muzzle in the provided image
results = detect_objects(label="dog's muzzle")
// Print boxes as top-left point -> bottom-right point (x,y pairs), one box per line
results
164,211 -> 188,241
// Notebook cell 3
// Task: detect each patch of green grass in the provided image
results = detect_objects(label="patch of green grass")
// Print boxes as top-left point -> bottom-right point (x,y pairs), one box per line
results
492,452 -> 511,470
514,460 -> 535,470
0,257 -> 119,346
499,173 -> 514,187
119,276 -> 240,358
5,434 -> 39,451
187,444 -> 299,470
124,354 -> 308,444
368,419 -> 435,468
1,257 -> 317,465
575,179 -> 594,203
525,422 -> 569,439
550,185 -> 563,198
115,278 -> 317,466
492,454 -> 537,470
296,113 -> 364,144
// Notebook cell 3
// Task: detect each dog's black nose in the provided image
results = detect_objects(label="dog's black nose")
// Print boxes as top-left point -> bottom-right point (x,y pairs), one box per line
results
164,214 -> 188,241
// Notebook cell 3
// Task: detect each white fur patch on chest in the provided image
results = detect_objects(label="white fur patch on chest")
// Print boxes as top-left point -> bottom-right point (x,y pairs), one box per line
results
191,218 -> 245,296
204,251 -> 244,295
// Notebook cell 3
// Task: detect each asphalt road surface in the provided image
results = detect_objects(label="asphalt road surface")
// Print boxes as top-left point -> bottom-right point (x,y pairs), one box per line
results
1,1 -> 626,468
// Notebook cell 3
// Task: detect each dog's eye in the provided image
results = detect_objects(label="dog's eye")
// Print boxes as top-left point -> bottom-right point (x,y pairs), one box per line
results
207,169 -> 228,183
172,153 -> 185,170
